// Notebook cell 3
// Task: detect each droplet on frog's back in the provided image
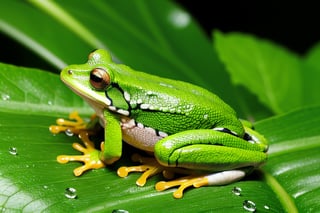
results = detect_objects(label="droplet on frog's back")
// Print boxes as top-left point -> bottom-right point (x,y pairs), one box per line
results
9,147 -> 18,155
231,186 -> 242,196
243,200 -> 256,212
65,187 -> 77,199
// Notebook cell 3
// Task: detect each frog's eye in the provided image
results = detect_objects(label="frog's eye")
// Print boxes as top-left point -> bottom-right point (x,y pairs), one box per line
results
90,68 -> 110,90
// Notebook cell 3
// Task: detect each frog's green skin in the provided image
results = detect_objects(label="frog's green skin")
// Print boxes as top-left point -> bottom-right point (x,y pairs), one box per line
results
61,49 -> 268,183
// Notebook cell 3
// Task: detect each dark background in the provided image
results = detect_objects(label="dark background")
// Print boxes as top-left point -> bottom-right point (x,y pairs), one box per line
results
177,1 -> 320,54
1,1 -> 319,70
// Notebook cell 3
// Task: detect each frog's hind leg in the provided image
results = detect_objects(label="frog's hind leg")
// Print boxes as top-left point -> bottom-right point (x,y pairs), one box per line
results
152,129 -> 266,198
155,170 -> 246,198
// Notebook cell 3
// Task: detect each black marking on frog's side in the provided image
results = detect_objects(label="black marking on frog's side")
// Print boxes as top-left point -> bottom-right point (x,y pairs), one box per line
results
243,133 -> 253,141
104,82 -> 132,116
213,127 -> 238,137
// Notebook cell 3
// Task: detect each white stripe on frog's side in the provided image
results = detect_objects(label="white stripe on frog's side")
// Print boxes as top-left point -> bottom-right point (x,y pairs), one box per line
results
107,102 -> 130,116
120,117 -> 168,152
117,109 -> 130,116
124,91 -> 131,102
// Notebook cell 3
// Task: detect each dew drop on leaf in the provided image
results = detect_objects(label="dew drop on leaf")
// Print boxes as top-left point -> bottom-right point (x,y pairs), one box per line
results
65,187 -> 77,199
231,186 -> 242,196
243,200 -> 256,212
112,210 -> 129,213
9,147 -> 18,155
168,9 -> 190,28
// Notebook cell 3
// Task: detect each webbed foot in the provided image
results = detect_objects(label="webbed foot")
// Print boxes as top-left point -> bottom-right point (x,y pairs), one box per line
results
49,111 -> 97,135
117,153 -> 174,186
117,154 -> 207,198
156,175 -> 209,198
156,170 -> 246,198
57,131 -> 105,176
117,153 -> 247,198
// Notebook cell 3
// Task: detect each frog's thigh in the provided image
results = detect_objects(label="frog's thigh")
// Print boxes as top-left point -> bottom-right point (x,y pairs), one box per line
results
154,129 -> 266,171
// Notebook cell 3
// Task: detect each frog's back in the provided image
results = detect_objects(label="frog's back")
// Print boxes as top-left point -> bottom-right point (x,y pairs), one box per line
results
114,67 -> 244,136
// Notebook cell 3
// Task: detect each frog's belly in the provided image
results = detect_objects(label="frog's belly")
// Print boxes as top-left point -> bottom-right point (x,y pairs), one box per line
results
122,127 -> 163,152
121,118 -> 168,152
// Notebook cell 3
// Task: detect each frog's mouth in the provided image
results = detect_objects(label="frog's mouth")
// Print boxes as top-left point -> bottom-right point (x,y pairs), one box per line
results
64,79 -> 130,118
68,83 -> 108,108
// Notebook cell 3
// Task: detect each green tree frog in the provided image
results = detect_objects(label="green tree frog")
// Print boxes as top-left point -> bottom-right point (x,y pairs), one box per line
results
50,49 -> 268,198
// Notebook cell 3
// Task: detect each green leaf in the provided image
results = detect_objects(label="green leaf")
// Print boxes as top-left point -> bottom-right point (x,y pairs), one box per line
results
301,42 -> 320,106
214,31 -> 303,114
255,107 -> 320,212
1,63 -> 319,212
0,63 -> 92,116
0,1 -> 92,69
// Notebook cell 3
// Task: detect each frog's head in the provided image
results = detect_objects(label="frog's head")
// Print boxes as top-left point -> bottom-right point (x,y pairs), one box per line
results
60,49 -> 126,115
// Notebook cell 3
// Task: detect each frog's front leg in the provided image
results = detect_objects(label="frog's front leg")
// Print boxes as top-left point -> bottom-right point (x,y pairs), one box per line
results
53,111 -> 123,175
153,129 -> 267,198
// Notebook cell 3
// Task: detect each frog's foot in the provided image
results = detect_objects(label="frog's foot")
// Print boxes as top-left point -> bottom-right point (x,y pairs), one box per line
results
155,175 -> 209,199
156,170 -> 246,199
117,153 -> 175,186
49,111 -> 97,135
57,131 -> 105,176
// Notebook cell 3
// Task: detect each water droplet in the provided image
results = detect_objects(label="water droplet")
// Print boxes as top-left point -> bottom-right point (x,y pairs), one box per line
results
2,94 -> 10,101
47,100 -> 53,105
264,205 -> 270,210
43,185 -> 48,189
65,187 -> 77,199
232,186 -> 242,196
65,129 -> 74,137
168,9 -> 190,28
9,147 -> 18,155
243,200 -> 256,212
112,210 -> 129,213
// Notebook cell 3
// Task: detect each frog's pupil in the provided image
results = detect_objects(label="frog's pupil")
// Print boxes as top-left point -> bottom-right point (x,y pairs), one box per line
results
90,72 -> 102,83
